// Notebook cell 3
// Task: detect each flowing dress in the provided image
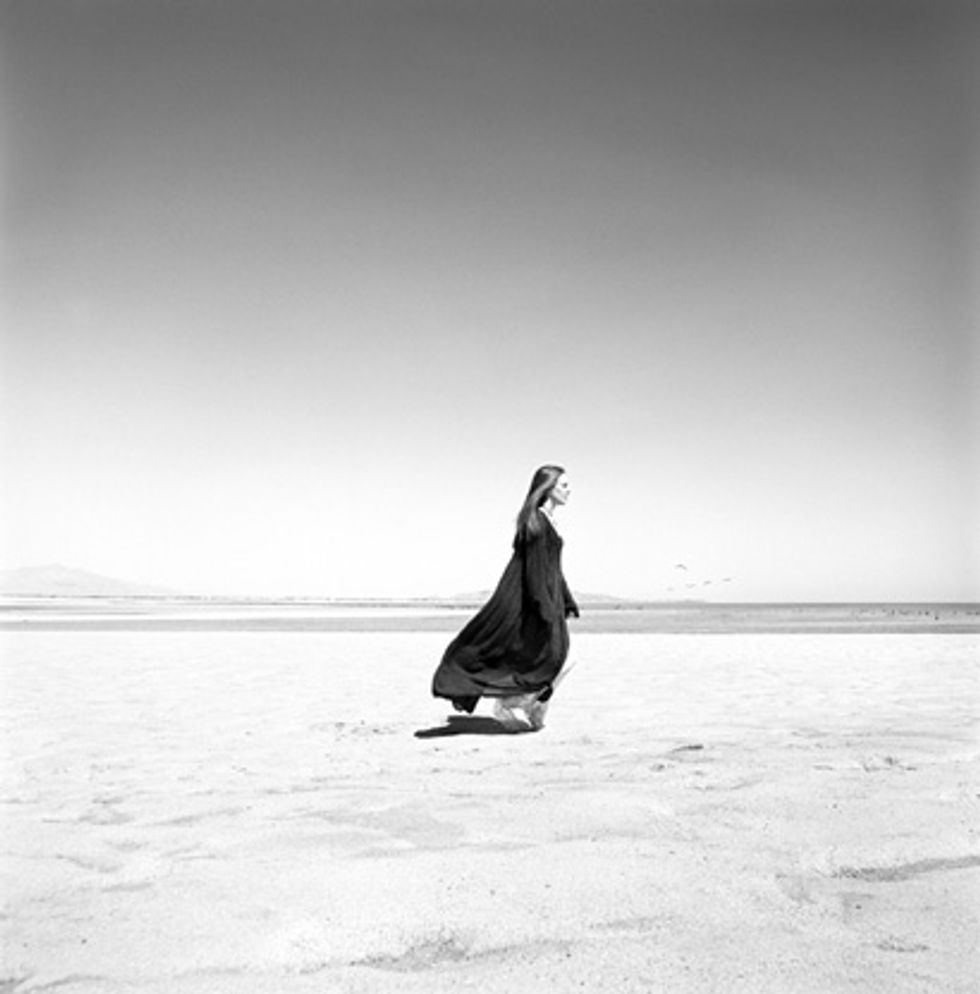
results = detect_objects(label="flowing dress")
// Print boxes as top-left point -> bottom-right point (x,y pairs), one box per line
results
431,515 -> 579,713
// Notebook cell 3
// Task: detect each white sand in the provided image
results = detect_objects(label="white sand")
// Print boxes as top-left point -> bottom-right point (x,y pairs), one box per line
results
2,630 -> 977,993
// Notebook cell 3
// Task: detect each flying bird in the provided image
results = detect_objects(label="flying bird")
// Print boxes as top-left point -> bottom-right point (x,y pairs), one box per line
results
674,563 -> 687,571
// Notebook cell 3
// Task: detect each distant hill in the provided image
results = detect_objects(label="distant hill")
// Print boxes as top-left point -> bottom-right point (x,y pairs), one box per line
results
574,591 -> 646,606
0,566 -> 657,605
443,590 -> 651,608
0,565 -> 177,597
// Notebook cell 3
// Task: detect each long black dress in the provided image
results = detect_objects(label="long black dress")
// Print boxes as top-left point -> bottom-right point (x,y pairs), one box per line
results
431,515 -> 579,713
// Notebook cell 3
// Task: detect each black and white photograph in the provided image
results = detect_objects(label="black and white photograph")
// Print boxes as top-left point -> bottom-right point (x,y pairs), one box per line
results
2,1 -> 978,991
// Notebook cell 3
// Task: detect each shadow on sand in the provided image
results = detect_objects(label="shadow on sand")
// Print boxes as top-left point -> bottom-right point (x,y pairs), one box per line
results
414,715 -> 533,738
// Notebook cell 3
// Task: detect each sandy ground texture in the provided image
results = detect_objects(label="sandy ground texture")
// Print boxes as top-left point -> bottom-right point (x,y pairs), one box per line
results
2,630 -> 978,993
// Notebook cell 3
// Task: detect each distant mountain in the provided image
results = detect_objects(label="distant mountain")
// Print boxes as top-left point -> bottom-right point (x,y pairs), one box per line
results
0,566 -> 655,604
0,565 -> 177,597
574,591 -> 644,605
444,590 -> 648,608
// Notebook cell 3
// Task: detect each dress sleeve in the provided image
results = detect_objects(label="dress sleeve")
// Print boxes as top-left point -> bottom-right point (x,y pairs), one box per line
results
520,529 -> 559,622
561,576 -> 580,618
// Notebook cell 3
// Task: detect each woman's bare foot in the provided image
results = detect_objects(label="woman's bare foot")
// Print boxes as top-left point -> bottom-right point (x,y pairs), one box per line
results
524,699 -> 548,730
492,696 -> 525,730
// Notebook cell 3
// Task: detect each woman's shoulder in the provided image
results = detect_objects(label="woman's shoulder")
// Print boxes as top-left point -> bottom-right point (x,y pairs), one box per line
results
538,511 -> 563,543
514,514 -> 561,549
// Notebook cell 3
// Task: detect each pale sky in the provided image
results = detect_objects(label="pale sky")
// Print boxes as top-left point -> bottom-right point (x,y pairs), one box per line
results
2,0 -> 978,601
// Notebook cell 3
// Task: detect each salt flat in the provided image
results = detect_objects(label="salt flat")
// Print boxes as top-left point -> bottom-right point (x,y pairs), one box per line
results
2,630 -> 978,993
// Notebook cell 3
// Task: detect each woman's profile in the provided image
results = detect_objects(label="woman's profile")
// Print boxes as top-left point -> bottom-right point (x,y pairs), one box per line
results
430,465 -> 579,731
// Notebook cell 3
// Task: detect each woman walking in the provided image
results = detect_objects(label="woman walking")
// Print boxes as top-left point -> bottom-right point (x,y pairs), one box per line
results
431,465 -> 579,731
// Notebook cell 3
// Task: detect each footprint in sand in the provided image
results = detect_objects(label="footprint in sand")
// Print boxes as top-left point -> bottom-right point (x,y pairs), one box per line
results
310,720 -> 400,738
356,933 -> 472,972
876,935 -> 930,953
834,854 -> 980,882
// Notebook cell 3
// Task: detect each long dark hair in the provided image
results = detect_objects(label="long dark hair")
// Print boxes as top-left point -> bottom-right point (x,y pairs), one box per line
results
515,464 -> 565,539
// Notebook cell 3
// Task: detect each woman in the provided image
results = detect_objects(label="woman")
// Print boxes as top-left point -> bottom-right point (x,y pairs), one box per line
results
431,465 -> 579,731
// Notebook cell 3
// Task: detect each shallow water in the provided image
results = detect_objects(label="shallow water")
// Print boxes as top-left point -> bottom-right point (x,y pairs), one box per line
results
2,599 -> 978,633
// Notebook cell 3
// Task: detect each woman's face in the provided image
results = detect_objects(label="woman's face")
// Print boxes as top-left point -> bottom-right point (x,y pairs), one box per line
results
549,474 -> 571,506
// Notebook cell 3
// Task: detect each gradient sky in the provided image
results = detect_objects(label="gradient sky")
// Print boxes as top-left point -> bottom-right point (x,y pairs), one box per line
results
2,0 -> 978,601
